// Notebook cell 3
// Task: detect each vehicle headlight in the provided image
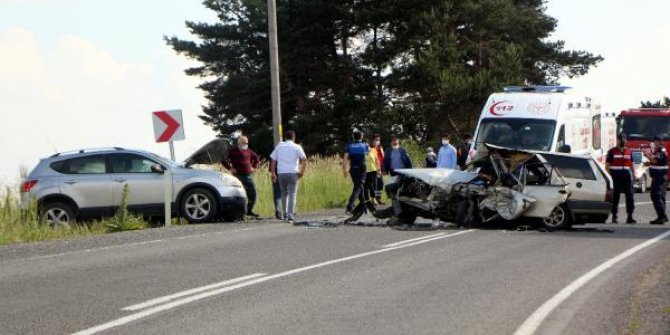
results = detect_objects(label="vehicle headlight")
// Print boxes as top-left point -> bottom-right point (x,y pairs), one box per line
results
221,174 -> 243,188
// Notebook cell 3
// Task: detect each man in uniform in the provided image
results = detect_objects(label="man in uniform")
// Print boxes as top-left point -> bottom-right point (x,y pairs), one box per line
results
343,130 -> 368,214
605,134 -> 637,224
645,135 -> 668,224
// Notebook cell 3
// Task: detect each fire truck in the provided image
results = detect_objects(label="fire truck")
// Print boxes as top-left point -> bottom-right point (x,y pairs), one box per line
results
618,108 -> 670,185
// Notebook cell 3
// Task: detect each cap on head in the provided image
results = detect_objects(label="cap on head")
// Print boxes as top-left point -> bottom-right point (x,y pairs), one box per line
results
617,133 -> 627,141
426,147 -> 434,153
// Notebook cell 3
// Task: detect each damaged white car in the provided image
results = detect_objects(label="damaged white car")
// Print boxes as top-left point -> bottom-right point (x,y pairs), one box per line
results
374,145 -> 612,230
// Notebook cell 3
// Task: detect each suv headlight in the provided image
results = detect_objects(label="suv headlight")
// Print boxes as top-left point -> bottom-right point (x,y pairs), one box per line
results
221,174 -> 243,188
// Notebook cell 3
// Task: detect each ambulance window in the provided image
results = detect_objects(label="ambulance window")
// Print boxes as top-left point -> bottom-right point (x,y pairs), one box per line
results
592,115 -> 601,150
555,125 -> 565,151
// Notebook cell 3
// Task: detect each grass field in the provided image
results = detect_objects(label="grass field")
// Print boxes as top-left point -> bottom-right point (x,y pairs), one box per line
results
0,154 -> 391,245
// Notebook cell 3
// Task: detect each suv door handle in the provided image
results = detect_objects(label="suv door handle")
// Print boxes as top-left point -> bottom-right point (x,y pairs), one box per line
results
63,180 -> 77,185
114,178 -> 127,183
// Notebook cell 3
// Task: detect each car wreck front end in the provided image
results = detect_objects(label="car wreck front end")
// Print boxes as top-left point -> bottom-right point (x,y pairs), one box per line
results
379,144 -> 570,228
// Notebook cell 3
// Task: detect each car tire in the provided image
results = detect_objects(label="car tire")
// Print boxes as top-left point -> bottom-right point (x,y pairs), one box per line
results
40,201 -> 76,228
397,209 -> 417,225
639,176 -> 647,193
181,188 -> 218,223
387,209 -> 417,226
539,204 -> 572,230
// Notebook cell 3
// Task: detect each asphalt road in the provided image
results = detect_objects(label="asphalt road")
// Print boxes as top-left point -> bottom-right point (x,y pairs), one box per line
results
1,192 -> 669,335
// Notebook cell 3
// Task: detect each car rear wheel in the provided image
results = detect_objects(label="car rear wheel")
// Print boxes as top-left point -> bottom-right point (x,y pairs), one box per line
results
539,204 -> 571,230
638,176 -> 647,193
40,202 -> 76,228
181,188 -> 218,223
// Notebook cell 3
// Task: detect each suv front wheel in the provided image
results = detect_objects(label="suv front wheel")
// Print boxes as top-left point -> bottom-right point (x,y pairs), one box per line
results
40,201 -> 76,228
181,188 -> 218,223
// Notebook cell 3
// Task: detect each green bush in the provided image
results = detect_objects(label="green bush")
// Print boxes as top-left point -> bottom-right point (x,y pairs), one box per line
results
103,184 -> 148,232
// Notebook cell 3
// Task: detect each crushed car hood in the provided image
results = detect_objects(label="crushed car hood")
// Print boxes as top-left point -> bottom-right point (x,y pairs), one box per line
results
394,168 -> 477,190
182,138 -> 232,167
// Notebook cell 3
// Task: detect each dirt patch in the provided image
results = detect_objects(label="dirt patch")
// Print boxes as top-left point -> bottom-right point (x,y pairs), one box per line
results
625,254 -> 670,335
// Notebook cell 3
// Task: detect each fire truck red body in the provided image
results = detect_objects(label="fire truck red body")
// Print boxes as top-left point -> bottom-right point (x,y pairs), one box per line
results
618,108 -> 670,180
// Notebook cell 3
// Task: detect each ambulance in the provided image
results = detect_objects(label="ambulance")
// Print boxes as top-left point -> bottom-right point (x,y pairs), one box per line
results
469,86 -> 616,163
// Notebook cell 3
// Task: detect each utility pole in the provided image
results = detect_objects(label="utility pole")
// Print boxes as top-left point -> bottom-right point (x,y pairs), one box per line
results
267,0 -> 282,146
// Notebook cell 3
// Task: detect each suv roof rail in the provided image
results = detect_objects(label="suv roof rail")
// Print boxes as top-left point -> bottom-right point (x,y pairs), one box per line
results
503,86 -> 572,93
50,147 -> 125,158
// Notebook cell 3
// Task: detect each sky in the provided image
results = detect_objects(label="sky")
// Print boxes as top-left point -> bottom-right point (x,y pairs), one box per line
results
1,0 -> 669,186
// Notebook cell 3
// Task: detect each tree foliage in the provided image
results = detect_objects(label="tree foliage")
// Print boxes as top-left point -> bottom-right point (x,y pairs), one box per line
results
166,0 -> 603,156
640,96 -> 670,108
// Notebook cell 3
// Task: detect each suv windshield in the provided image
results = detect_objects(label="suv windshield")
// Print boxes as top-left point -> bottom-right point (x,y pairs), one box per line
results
475,118 -> 556,151
621,116 -> 670,140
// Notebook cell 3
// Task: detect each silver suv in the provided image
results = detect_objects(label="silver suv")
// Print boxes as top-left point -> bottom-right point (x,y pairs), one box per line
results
20,139 -> 247,225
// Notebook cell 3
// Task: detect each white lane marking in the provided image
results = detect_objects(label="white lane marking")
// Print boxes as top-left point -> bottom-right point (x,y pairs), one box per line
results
0,227 -> 264,264
122,273 -> 267,312
514,229 -> 670,335
70,229 -> 475,335
382,232 -> 446,248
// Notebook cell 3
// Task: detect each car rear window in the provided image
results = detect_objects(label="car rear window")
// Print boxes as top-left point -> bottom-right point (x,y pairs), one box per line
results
541,154 -> 596,180
50,155 -> 107,174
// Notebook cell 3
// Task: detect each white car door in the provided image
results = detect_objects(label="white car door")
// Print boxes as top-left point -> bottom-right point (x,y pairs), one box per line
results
541,154 -> 607,202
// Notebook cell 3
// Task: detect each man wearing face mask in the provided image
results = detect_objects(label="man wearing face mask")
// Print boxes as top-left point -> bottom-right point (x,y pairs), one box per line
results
223,135 -> 261,219
645,135 -> 668,224
382,136 -> 412,176
372,134 -> 385,204
436,133 -> 458,169
605,134 -> 637,224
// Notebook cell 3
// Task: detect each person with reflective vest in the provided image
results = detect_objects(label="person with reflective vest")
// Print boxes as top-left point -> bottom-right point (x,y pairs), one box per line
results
645,135 -> 668,224
605,134 -> 637,224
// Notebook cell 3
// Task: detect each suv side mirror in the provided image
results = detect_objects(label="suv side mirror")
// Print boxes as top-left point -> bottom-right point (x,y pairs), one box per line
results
558,144 -> 571,153
150,164 -> 165,174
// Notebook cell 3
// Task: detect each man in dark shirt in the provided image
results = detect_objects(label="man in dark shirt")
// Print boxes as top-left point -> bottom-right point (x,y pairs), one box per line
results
223,135 -> 261,219
343,131 -> 368,214
457,133 -> 472,170
646,135 -> 668,224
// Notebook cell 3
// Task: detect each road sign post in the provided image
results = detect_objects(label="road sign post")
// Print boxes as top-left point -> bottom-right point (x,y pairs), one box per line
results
152,109 -> 185,227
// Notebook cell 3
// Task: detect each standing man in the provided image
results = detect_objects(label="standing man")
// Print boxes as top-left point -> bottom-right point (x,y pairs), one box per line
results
270,130 -> 307,224
605,134 -> 637,224
222,135 -> 261,219
343,131 -> 368,214
269,162 -> 282,220
364,139 -> 381,204
372,134 -> 385,204
645,136 -> 668,224
457,133 -> 473,170
382,136 -> 413,176
424,147 -> 437,167
437,133 -> 457,169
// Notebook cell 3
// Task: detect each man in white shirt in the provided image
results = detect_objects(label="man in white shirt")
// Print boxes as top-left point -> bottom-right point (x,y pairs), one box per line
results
270,130 -> 307,223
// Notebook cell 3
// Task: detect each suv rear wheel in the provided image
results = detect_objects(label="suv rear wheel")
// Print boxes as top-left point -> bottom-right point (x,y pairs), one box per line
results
40,201 -> 76,228
181,188 -> 218,223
